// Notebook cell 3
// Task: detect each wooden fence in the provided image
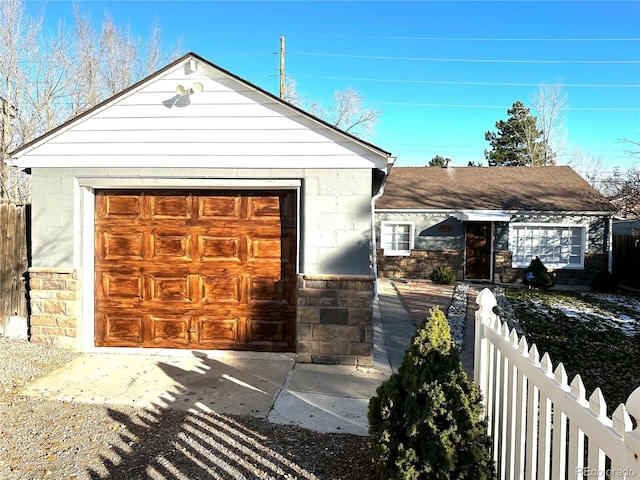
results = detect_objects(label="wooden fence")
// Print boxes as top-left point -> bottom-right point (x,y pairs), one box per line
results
474,288 -> 640,480
0,200 -> 29,334
613,234 -> 640,288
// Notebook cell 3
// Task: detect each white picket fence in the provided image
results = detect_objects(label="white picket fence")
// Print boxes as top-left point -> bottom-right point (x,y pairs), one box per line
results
473,288 -> 640,480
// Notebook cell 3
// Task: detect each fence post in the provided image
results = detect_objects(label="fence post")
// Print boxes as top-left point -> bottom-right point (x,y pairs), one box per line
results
474,288 -> 497,405
626,386 -> 640,478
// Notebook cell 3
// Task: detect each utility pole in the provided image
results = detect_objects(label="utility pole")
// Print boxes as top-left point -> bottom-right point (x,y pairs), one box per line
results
279,35 -> 285,99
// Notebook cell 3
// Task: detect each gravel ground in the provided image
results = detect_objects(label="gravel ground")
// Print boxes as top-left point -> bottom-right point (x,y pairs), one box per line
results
0,338 -> 376,480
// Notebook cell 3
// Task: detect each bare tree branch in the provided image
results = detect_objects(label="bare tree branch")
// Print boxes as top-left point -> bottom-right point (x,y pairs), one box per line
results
533,82 -> 568,165
619,136 -> 640,157
0,0 -> 180,201
285,80 -> 380,140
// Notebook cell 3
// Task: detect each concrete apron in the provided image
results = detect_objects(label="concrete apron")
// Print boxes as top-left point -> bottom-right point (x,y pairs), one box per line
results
20,349 -> 389,436
21,349 -> 296,418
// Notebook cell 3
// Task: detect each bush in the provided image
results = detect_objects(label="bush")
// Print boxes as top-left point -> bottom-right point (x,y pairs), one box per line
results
368,307 -> 495,480
522,257 -> 554,290
590,269 -> 618,292
429,265 -> 456,285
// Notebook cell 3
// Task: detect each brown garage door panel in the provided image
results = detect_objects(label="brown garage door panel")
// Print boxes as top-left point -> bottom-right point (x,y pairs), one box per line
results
197,316 -> 241,347
95,190 -> 297,351
98,194 -> 144,219
148,315 -> 192,347
247,317 -> 293,347
98,313 -> 144,345
96,273 -> 144,303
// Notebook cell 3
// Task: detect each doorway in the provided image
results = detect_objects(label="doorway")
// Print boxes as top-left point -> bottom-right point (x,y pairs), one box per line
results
465,222 -> 491,280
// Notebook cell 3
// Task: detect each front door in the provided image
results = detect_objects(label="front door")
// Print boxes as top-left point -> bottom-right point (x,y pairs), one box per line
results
465,222 -> 491,280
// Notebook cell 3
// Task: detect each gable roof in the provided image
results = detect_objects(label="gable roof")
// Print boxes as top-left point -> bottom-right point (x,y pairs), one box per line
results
377,166 -> 614,213
11,52 -> 392,170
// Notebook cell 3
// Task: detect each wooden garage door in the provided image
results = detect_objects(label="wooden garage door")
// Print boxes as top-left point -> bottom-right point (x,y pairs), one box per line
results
94,190 -> 297,351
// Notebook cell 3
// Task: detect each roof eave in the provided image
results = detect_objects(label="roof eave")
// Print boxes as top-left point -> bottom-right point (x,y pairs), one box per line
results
375,208 -> 615,216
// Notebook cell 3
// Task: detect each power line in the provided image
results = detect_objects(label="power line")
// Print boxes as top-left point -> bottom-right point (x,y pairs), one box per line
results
293,74 -> 640,89
290,52 -> 640,64
304,35 -> 640,42
374,102 -> 640,111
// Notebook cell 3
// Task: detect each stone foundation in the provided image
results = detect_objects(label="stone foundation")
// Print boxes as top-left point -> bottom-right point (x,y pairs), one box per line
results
376,249 -> 464,280
296,274 -> 374,366
494,251 -> 609,286
28,268 -> 80,349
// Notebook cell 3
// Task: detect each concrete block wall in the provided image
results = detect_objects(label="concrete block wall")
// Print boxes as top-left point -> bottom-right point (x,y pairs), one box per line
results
301,169 -> 373,276
30,167 -> 373,275
30,170 -> 78,268
296,274 -> 374,366
28,167 -> 377,352
28,267 -> 80,349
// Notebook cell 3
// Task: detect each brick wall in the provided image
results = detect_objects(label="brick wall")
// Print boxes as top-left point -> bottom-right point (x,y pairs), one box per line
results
376,249 -> 464,280
296,274 -> 374,366
28,268 -> 80,349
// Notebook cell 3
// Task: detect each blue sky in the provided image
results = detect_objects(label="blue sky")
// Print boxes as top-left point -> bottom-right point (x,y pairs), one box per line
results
29,1 -> 640,172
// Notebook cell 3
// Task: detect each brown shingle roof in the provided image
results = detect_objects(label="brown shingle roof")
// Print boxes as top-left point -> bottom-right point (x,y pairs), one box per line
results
376,166 -> 614,212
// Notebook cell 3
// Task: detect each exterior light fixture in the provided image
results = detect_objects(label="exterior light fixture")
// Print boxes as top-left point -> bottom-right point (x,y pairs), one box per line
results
175,82 -> 204,96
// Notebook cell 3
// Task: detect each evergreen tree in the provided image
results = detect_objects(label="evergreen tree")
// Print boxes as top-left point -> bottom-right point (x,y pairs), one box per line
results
368,307 -> 495,480
429,155 -> 448,167
484,100 -> 548,166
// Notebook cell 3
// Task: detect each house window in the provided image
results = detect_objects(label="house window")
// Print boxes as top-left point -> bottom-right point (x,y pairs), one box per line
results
509,224 -> 587,269
381,221 -> 414,256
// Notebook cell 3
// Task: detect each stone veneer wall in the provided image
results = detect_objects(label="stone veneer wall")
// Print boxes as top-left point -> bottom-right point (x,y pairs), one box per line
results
28,268 -> 80,349
296,274 -> 374,366
376,249 -> 464,280
494,251 -> 609,285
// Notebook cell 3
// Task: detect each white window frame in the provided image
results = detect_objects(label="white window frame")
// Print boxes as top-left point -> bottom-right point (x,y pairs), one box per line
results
509,223 -> 587,269
381,221 -> 415,256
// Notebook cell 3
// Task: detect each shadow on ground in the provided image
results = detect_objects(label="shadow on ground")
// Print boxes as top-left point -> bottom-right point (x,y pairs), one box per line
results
84,353 -> 325,479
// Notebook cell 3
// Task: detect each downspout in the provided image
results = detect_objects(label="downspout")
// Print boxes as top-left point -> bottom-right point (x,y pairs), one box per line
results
371,158 -> 395,300
371,190 -> 384,301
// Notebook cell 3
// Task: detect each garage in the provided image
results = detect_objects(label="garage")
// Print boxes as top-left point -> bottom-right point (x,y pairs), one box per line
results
13,52 -> 392,363
94,189 -> 297,351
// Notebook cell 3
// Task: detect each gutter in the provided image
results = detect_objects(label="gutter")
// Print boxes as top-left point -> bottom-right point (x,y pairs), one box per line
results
375,208 -> 615,216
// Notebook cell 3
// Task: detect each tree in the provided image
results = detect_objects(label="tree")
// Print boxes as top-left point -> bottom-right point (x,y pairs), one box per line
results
484,100 -> 547,166
284,80 -> 380,140
0,0 -> 179,201
532,82 -> 568,165
620,136 -> 640,157
428,155 -> 449,167
368,306 -> 495,479
568,147 -> 608,191
601,166 -> 640,219
595,139 -> 640,219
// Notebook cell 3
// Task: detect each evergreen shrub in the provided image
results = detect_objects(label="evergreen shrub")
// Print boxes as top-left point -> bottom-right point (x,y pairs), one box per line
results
368,306 -> 495,480
590,269 -> 618,293
429,265 -> 456,285
522,257 -> 554,290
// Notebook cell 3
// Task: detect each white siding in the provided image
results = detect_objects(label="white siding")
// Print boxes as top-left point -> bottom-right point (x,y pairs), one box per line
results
15,59 -> 388,170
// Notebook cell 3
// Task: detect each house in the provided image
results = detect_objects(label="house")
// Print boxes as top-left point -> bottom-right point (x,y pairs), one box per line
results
10,52 -> 393,366
374,166 -> 615,285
